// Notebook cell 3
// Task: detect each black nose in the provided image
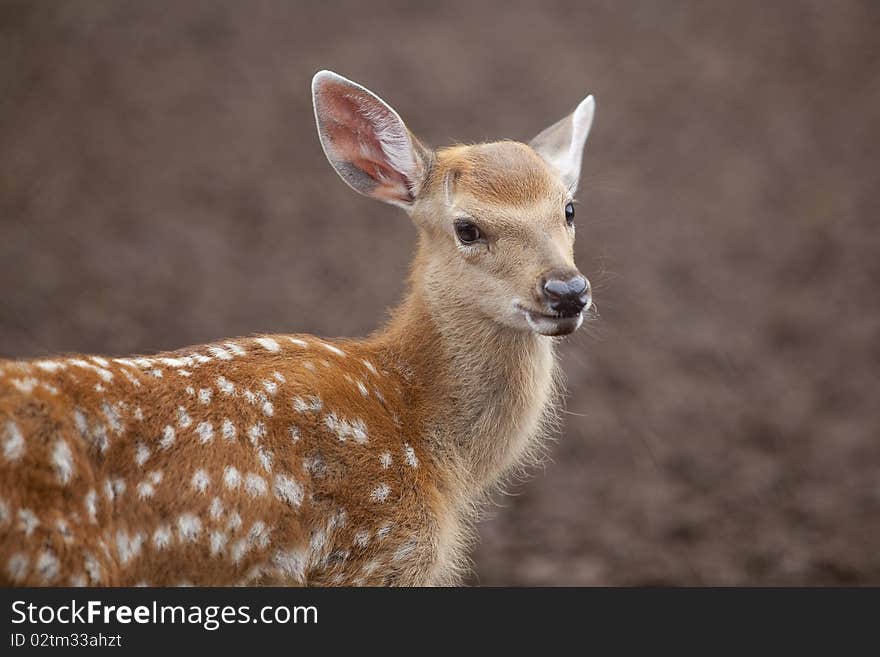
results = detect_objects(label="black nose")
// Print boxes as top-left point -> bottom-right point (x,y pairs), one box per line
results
541,271 -> 591,316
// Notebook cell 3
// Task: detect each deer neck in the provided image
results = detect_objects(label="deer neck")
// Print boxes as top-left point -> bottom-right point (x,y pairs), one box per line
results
374,241 -> 559,491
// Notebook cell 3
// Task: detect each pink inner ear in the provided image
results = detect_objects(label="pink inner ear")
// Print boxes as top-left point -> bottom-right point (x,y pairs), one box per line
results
318,82 -> 413,203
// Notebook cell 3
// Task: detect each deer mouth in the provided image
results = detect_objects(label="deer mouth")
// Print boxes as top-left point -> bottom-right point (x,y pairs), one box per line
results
516,304 -> 584,336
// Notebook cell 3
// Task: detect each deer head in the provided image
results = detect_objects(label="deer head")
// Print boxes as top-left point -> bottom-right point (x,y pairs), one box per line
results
312,70 -> 595,337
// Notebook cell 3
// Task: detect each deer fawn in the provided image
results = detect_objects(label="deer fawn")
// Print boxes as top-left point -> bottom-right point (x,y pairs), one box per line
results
0,71 -> 595,586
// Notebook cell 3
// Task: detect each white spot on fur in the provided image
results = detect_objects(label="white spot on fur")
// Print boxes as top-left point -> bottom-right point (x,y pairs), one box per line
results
257,446 -> 273,472
137,481 -> 155,499
209,497 -> 224,520
210,531 -> 227,556
319,342 -> 346,357
133,406 -> 144,421
52,439 -> 74,484
116,530 -> 144,565
221,418 -> 236,442
85,490 -> 98,523
273,474 -> 303,507
230,538 -> 248,563
244,473 -> 268,497
357,380 -> 369,397
35,360 -> 65,373
36,550 -> 60,583
102,401 -> 124,434
11,377 -> 38,393
273,548 -> 307,581
135,443 -> 150,467
56,518 -> 73,542
403,443 -> 419,468
90,421 -> 109,453
177,407 -> 192,428
379,452 -> 392,469
243,389 -> 256,404
353,530 -> 371,548
153,525 -> 172,550
18,508 -> 39,536
3,421 -> 24,461
288,425 -> 300,442
224,466 -> 241,490
302,455 -> 325,478
121,369 -> 142,386
262,400 -> 274,417
160,425 -> 176,450
185,386 -> 195,395
255,337 -> 280,352
272,371 -> 286,383
248,521 -> 270,548
217,376 -> 235,395
329,508 -> 348,531
370,483 -> 391,503
309,530 -> 326,566
159,357 -> 190,368
376,523 -> 392,540
7,554 -> 29,582
198,388 -> 213,404
73,410 -> 88,435
225,342 -> 247,356
177,513 -> 202,543
196,421 -> 214,444
192,469 -> 210,493
208,345 -> 233,360
103,479 -> 114,502
262,380 -> 278,396
227,511 -> 242,531
69,358 -> 114,382
287,337 -> 308,347
248,423 -> 265,445
324,412 -> 368,443
361,359 -> 378,375
303,361 -> 316,371
84,553 -> 103,584
292,395 -> 323,413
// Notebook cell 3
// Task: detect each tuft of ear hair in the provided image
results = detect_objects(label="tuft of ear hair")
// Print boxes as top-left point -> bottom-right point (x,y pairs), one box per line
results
529,95 -> 595,193
312,70 -> 431,208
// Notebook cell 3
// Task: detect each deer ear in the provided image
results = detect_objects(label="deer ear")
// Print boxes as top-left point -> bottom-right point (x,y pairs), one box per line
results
312,70 -> 430,208
529,95 -> 595,193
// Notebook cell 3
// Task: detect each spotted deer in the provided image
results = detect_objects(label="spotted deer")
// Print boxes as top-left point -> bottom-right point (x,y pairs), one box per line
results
0,71 -> 595,586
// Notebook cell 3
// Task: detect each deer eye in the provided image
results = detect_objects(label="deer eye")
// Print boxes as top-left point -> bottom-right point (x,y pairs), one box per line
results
454,220 -> 481,244
564,202 -> 575,226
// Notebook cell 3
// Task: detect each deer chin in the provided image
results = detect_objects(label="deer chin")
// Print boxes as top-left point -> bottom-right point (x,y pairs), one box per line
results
515,303 -> 584,336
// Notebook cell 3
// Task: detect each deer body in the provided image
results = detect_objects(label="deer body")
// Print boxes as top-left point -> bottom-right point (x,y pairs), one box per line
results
0,71 -> 596,586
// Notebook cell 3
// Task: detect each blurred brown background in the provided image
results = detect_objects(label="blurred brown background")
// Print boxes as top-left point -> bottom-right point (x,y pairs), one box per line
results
1,1 -> 879,584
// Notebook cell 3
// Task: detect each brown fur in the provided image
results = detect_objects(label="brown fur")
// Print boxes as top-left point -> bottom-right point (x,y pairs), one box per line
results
1,84 -> 590,586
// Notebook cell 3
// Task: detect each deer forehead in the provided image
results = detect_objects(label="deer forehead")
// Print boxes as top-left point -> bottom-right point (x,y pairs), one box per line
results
431,141 -> 568,221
